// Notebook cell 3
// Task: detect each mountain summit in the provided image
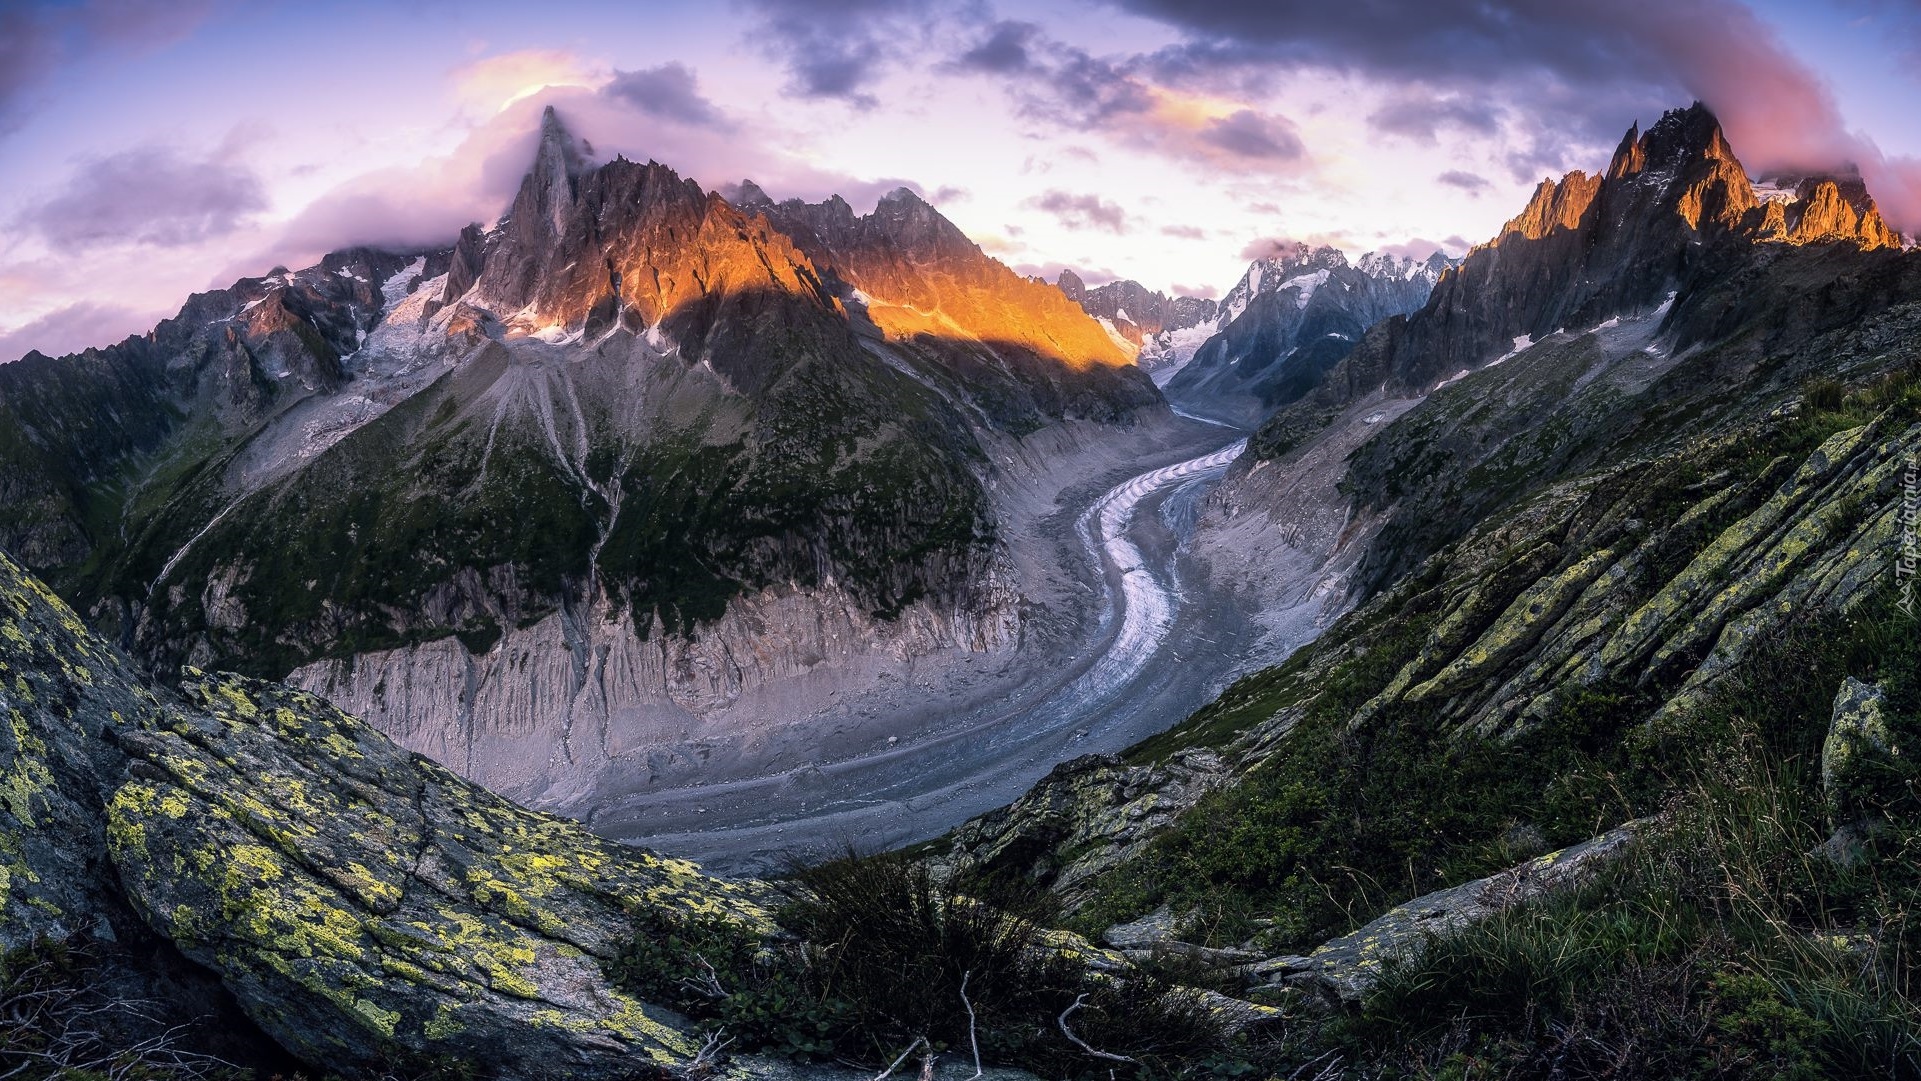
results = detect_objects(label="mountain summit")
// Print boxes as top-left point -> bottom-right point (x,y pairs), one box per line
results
0,106 -> 1167,807
1247,101 -> 1908,447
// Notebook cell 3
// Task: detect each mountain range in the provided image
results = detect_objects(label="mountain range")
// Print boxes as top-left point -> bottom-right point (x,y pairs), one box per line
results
2,99 -> 1919,1079
0,106 -> 1181,804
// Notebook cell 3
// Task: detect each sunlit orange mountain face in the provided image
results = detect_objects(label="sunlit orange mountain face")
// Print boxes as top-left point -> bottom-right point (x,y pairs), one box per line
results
2,3 -> 1919,1078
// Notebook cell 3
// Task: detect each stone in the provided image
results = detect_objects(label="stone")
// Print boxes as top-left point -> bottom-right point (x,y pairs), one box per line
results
1822,676 -> 1909,820
1249,821 -> 1646,1003
0,548 -> 772,1079
1102,905 -> 1185,950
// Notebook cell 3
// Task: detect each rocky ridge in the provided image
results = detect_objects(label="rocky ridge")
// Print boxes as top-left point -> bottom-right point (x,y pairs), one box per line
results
1250,103 -> 1905,458
1053,272 -> 1221,382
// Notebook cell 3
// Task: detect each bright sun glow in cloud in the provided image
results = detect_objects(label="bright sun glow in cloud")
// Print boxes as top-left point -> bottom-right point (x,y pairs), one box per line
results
451,49 -> 607,114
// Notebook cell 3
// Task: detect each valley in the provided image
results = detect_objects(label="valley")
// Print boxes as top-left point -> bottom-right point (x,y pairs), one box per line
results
4,66 -> 1920,1079
589,411 -> 1255,873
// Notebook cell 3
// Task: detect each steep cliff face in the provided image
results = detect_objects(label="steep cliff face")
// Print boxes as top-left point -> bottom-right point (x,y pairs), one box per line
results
0,547 -> 769,1078
288,573 -> 1020,805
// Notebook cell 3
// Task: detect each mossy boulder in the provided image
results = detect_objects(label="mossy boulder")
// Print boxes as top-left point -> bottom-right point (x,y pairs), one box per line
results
0,548 -> 775,1079
1822,677 -> 1912,820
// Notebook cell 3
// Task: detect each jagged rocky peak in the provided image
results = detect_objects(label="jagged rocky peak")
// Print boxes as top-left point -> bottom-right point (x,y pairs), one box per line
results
733,178 -> 774,206
1066,276 -> 1218,335
751,185 -> 1137,369
524,105 -> 591,236
1162,241 -> 1453,420
1502,103 -> 1751,244
1500,171 -> 1603,241
869,185 -> 977,259
1056,268 -> 1087,303
1355,249 -> 1456,282
1748,169 -> 1903,249
450,113 -> 824,333
1499,103 -> 1898,250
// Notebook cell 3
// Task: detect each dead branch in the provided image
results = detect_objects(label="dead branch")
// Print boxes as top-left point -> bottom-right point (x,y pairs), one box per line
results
873,1036 -> 930,1081
1057,994 -> 1135,1064
959,971 -> 983,1081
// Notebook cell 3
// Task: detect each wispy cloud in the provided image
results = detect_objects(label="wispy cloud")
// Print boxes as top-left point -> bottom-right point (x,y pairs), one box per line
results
17,145 -> 266,250
1029,190 -> 1132,233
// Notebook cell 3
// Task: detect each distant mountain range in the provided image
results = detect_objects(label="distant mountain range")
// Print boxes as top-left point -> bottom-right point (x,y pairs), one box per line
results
1050,246 -> 1456,425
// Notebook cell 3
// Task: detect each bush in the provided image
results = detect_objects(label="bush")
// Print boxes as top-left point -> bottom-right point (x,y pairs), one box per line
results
1341,723 -> 1921,1079
606,851 -> 1238,1078
0,939 -> 239,1081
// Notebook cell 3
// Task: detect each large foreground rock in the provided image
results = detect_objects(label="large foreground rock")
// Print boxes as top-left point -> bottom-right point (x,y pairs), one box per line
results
0,549 -> 770,1078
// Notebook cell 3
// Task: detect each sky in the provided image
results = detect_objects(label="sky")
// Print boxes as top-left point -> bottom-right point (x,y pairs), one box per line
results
1,0 -> 1918,362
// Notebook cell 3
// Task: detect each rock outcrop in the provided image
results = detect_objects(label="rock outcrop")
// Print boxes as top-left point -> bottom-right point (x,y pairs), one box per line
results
0,547 -> 767,1077
1248,823 -> 1644,1002
1822,676 -> 1912,820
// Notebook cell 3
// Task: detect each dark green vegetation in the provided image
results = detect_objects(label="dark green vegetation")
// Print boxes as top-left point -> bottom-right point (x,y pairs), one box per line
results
608,851 -> 1243,1079
1343,732 -> 1921,1078
1085,363 -> 1921,953
124,292 -> 998,676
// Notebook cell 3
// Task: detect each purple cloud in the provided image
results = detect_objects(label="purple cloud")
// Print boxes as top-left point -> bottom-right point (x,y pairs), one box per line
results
602,63 -> 735,130
19,145 -> 267,250
1198,109 -> 1306,161
737,0 -> 936,106
1436,169 -> 1492,194
1029,190 -> 1131,233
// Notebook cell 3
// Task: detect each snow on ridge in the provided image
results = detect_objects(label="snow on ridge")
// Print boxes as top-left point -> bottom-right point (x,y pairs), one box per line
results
1097,316 -> 1140,357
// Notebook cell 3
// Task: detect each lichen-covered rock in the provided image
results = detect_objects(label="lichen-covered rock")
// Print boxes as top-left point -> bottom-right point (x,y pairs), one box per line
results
1248,822 -> 1644,1002
942,747 -> 1236,906
106,670 -> 774,1077
0,548 -> 774,1079
0,550 -> 132,949
1822,677 -> 1910,819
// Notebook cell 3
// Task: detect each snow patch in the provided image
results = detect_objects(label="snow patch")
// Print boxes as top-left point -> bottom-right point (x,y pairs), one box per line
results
380,256 -> 427,314
530,324 -> 584,345
1489,333 -> 1533,366
1278,268 -> 1331,308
